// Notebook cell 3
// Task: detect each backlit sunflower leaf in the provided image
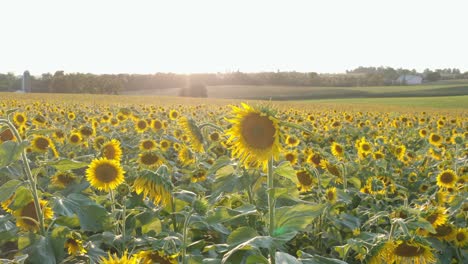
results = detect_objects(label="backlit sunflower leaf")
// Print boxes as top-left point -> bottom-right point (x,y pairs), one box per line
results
276,252 -> 301,264
10,186 -> 33,210
0,141 -> 28,168
246,254 -> 269,264
25,129 -> 56,137
207,156 -> 232,175
407,217 -> 436,234
206,205 -> 257,224
221,236 -> 274,264
0,179 -> 22,202
274,161 -> 297,184
273,204 -> 325,238
298,251 -> 349,264
42,159 -> 88,171
22,235 -> 57,264
227,226 -> 258,246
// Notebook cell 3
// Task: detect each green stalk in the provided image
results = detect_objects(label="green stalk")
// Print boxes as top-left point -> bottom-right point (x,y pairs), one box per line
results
267,158 -> 276,264
0,119 -> 45,235
182,210 -> 193,264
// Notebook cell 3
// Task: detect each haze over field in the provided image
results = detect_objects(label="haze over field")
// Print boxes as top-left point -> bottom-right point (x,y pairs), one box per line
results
1,0 -> 468,75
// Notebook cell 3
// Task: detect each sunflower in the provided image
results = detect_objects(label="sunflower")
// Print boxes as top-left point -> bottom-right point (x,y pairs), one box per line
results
178,146 -> 195,166
160,139 -> 171,151
169,109 -> 180,120
320,159 -> 341,177
1,194 -> 14,213
394,145 -> 406,160
385,237 -> 436,264
436,169 -> 458,188
151,119 -> 164,132
191,168 -> 207,183
0,127 -> 15,142
53,129 -> 66,143
100,251 -> 139,264
93,136 -> 107,150
138,151 -> 165,169
134,171 -> 172,206
31,135 -> 58,157
429,223 -> 456,241
284,151 -> 298,165
180,117 -> 204,153
65,237 -> 86,255
67,112 -> 75,120
285,135 -> 300,147
86,158 -> 125,191
325,187 -> 337,203
419,129 -> 428,138
139,139 -> 157,151
419,183 -> 430,193
306,152 -> 322,167
69,132 -> 82,145
136,250 -> 178,264
429,133 -> 443,147
79,125 -> 94,138
51,171 -> 77,188
13,112 -> 27,127
453,228 -> 468,247
296,169 -> 314,192
13,199 -> 54,231
225,103 -> 281,169
424,206 -> 448,228
331,142 -> 344,158
135,119 -> 148,133
209,132 -> 220,142
101,139 -> 123,161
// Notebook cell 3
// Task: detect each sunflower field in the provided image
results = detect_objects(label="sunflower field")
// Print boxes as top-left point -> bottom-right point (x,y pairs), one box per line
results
0,93 -> 467,264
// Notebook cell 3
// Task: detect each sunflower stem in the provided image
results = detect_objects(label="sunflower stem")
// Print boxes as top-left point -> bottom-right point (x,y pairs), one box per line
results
109,189 -> 119,236
280,121 -> 313,135
198,123 -> 224,133
170,195 -> 177,232
182,210 -> 193,264
267,158 -> 276,264
0,118 -> 45,235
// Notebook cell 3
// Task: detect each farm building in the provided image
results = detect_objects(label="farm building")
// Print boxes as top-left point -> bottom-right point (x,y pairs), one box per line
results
395,74 -> 423,85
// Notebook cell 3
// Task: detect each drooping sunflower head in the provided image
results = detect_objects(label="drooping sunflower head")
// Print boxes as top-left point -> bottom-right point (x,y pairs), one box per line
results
65,234 -> 87,256
133,168 -> 172,206
13,199 -> 54,231
79,125 -> 94,138
436,169 -> 458,188
180,117 -> 204,153
138,151 -> 165,169
86,158 -> 125,192
191,168 -> 207,183
429,223 -> 456,241
51,171 -> 77,189
101,139 -> 123,161
423,206 -> 448,228
209,132 -> 220,142
385,237 -> 436,264
0,127 -> 15,143
225,103 -> 281,169
325,187 -> 337,203
178,146 -> 195,166
296,169 -> 314,192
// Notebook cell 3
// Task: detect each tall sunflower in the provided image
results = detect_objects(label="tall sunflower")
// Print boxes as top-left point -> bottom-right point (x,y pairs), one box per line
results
225,103 -> 281,169
178,146 -> 195,166
86,158 -> 125,191
138,151 -> 165,169
384,237 -> 436,264
331,142 -> 344,158
31,135 -> 58,157
136,250 -> 178,264
296,169 -> 314,192
429,133 -> 443,147
13,112 -> 27,127
180,117 -> 204,153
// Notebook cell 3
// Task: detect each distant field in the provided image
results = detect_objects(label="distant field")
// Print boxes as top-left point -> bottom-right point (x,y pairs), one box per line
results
300,95 -> 468,109
123,82 -> 468,100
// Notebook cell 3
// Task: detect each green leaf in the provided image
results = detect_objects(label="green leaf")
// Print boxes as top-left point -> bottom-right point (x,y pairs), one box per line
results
246,254 -> 269,264
207,156 -> 232,175
276,252 -> 301,264
42,159 -> 88,171
0,141 -> 28,168
206,205 -> 257,224
227,227 -> 258,245
10,186 -> 33,210
273,204 -> 325,238
274,161 -> 297,184
347,177 -> 361,189
22,235 -> 57,264
407,217 -> 436,234
298,250 -> 349,264
221,236 -> 273,264
216,165 -> 235,178
26,129 -> 57,137
0,179 -> 22,202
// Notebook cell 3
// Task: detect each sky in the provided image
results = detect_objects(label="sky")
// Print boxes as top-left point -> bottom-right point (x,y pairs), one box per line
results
1,0 -> 467,75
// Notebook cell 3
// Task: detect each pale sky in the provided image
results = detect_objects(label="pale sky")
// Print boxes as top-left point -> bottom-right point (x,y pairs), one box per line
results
1,0 -> 467,75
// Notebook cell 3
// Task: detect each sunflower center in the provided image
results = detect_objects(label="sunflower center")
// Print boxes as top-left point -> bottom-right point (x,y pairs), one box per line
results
327,191 -> 335,201
21,202 -> 38,226
335,145 -> 343,153
161,141 -> 169,148
310,154 -> 321,165
141,153 -> 159,165
296,171 -> 313,186
35,138 -> 50,150
153,120 -> 163,130
440,172 -> 454,183
241,113 -> 276,149
285,153 -> 295,162
57,173 -> 75,186
433,224 -> 453,237
137,120 -> 147,130
102,145 -> 117,159
70,135 -> 80,143
394,242 -> 424,257
432,135 -> 441,142
95,163 -> 119,183
426,214 -> 439,224
16,115 -> 25,123
142,141 -> 155,149
456,232 -> 466,241
362,144 -> 370,151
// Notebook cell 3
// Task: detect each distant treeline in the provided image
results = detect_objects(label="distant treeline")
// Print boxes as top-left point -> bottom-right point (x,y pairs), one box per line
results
1,67 -> 467,94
